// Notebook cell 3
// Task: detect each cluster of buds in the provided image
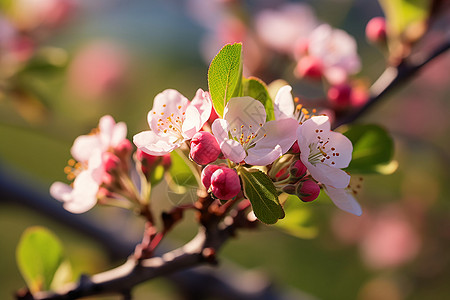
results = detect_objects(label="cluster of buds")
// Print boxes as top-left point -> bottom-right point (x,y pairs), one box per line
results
50,115 -> 172,216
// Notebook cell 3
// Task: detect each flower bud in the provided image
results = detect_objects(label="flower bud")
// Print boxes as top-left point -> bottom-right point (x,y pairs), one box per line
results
327,84 -> 352,108
114,139 -> 132,158
366,17 -> 387,44
201,164 -> 222,189
103,152 -> 121,174
190,131 -> 221,165
136,149 -> 160,174
210,167 -> 241,200
290,160 -> 307,178
161,153 -> 172,170
282,184 -> 297,195
295,56 -> 323,80
297,180 -> 320,202
290,141 -> 300,153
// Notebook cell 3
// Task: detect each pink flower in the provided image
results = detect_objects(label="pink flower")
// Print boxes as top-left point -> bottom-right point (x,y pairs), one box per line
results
212,96 -> 298,166
255,3 -> 317,54
68,41 -> 128,100
210,167 -> 241,200
50,115 -> 127,213
134,89 -> 212,156
307,24 -> 361,84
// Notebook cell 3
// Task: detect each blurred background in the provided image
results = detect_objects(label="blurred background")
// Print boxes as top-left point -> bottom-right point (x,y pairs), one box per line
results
1,0 -> 449,299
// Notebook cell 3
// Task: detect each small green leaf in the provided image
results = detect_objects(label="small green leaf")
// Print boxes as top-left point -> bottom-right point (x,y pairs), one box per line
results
343,124 -> 395,174
242,77 -> 275,121
275,194 -> 318,239
239,168 -> 284,224
207,43 -> 243,117
167,149 -> 199,190
16,227 -> 64,293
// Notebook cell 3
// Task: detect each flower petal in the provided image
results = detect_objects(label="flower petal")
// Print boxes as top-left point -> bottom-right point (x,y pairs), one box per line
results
298,115 -> 331,143
110,121 -> 127,147
274,85 -> 295,120
224,97 -> 266,140
66,170 -> 99,214
181,105 -> 202,139
256,118 -> 298,153
321,130 -> 353,168
211,119 -> 230,144
324,185 -> 362,216
71,134 -> 102,162
220,139 -> 246,163
50,182 -> 73,202
308,163 -> 351,188
246,145 -> 283,166
189,89 -> 212,128
133,130 -> 179,155
148,89 -> 189,132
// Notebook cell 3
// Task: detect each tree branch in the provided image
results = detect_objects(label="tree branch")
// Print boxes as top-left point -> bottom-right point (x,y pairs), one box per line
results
333,39 -> 450,129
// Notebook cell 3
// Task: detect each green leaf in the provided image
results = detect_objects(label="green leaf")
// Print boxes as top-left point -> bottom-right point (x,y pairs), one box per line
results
16,227 -> 64,292
239,168 -> 284,224
207,43 -> 243,117
167,149 -> 199,190
242,77 -> 275,121
379,0 -> 431,42
343,124 -> 395,174
275,194 -> 318,239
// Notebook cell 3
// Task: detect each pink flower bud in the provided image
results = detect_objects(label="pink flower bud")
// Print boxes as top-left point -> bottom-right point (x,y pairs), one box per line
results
295,56 -> 323,80
366,17 -> 387,44
190,131 -> 221,165
115,139 -> 132,158
210,167 -> 241,200
297,180 -> 320,202
136,149 -> 160,174
290,141 -> 300,153
103,152 -> 120,174
282,184 -> 297,195
327,84 -> 352,108
290,160 -> 307,178
161,153 -> 172,170
201,164 -> 222,189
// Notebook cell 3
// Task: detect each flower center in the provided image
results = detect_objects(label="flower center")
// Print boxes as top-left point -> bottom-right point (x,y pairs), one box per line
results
153,105 -> 186,142
293,97 -> 316,125
308,130 -> 340,166
64,158 -> 87,181
231,123 -> 266,150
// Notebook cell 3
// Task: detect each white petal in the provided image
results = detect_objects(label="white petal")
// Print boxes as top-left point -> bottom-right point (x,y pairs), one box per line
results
110,122 -> 127,147
324,185 -> 362,216
224,97 -> 266,140
71,135 -> 102,162
308,163 -> 350,188
181,105 -> 201,139
50,182 -> 73,202
133,130 -> 179,155
220,139 -> 246,163
256,118 -> 298,153
246,145 -> 283,166
148,89 -> 189,132
99,115 -> 115,139
274,85 -> 295,120
67,171 -> 99,214
189,89 -> 212,128
321,130 -> 353,168
211,119 -> 230,143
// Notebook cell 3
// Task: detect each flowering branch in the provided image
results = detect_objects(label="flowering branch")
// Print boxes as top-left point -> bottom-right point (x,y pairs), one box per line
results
333,38 -> 450,129
22,195 -> 256,300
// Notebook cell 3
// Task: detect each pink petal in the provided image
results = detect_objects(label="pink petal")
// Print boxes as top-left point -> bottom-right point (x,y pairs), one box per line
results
308,163 -> 351,188
181,105 -> 202,139
211,119 -> 230,144
219,139 -> 246,163
246,145 -> 283,166
256,118 -> 298,153
50,182 -> 72,202
321,130 -> 353,168
324,185 -> 362,216
110,121 -> 127,147
189,89 -> 212,128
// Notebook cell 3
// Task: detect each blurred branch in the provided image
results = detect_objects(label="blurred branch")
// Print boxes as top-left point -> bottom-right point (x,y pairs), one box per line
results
333,38 -> 450,129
